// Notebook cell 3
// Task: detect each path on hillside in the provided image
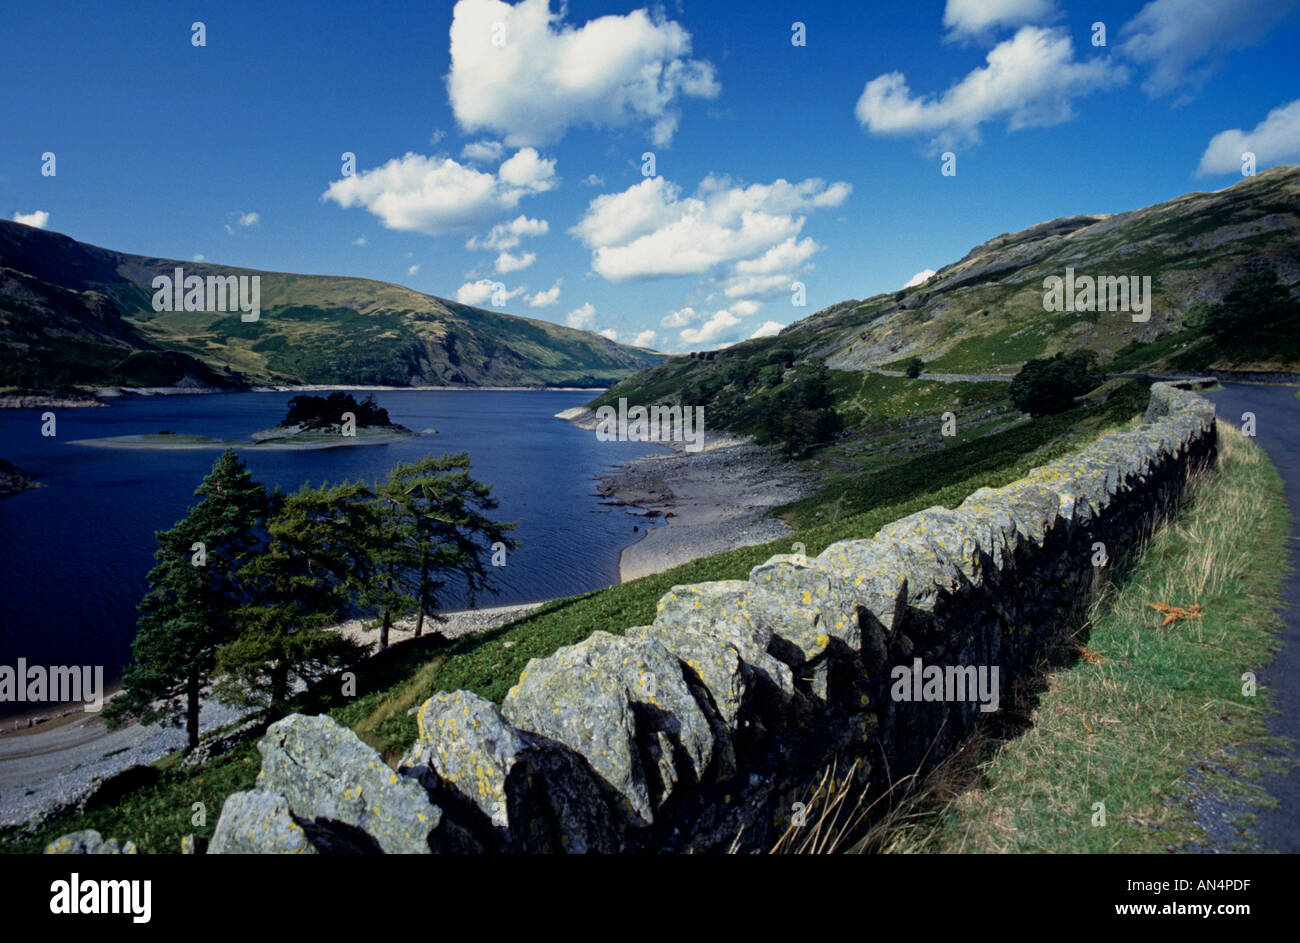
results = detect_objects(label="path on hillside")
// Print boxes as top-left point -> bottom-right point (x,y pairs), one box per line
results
1205,382 -> 1300,852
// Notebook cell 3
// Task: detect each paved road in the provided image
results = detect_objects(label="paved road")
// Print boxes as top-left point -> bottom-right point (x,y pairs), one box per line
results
1205,383 -> 1300,852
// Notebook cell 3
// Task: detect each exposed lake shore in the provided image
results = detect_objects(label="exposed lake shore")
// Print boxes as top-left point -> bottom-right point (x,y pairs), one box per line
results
0,384 -> 611,409
0,601 -> 544,830
556,406 -> 819,582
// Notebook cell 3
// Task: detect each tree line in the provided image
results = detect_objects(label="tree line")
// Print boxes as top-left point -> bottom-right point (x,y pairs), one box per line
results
104,450 -> 516,752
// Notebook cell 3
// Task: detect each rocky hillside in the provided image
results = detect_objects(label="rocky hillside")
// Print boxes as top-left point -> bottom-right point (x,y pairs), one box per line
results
595,167 -> 1299,439
818,165 -> 1298,374
0,222 -> 664,390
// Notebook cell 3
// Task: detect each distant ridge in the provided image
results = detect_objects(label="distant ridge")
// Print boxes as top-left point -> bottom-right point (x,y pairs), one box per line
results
0,222 -> 665,390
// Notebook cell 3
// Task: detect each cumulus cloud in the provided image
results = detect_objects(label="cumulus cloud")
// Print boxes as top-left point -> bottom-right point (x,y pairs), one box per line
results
730,299 -> 761,317
322,149 -> 555,237
238,212 -> 260,227
943,0 -> 1057,40
526,279 -> 562,307
749,320 -> 784,339
566,301 -> 597,329
191,253 -> 206,262
598,327 -> 619,341
446,0 -> 719,147
571,174 -> 849,284
495,250 -> 536,273
408,264 -> 421,276
457,278 -> 525,305
353,236 -> 367,246
630,329 -> 657,348
904,268 -> 936,288
855,26 -> 1126,149
661,305 -> 701,328
460,139 -> 505,162
1121,0 -> 1298,99
11,210 -> 49,229
680,308 -> 741,346
466,214 -> 549,251
1198,99 -> 1300,176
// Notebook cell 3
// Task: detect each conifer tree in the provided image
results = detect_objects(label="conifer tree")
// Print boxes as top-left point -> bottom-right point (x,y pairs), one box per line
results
105,451 -> 269,752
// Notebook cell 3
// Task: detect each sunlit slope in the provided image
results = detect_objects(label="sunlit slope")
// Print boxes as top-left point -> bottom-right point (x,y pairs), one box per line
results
0,222 -> 664,388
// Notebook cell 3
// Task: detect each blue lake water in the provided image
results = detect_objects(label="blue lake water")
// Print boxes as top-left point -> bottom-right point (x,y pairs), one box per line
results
0,390 -> 666,692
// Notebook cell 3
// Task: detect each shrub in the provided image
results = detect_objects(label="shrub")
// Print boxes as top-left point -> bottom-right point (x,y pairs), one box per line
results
1010,350 -> 1100,417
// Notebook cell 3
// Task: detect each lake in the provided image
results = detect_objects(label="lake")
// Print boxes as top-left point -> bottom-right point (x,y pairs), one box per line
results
0,390 -> 666,697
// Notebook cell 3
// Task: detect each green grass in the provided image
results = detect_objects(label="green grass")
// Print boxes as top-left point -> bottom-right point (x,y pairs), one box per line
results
0,379 -> 1153,854
877,421 -> 1289,853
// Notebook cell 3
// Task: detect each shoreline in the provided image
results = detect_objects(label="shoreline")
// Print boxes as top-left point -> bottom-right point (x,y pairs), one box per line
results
0,600 -> 545,830
557,406 -> 820,582
0,385 -> 611,409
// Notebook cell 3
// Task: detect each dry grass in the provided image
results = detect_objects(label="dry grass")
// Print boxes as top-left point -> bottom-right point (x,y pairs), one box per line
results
766,421 -> 1289,854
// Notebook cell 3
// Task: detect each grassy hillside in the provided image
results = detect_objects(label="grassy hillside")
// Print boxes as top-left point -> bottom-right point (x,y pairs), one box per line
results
593,167 -> 1300,448
0,222 -> 665,390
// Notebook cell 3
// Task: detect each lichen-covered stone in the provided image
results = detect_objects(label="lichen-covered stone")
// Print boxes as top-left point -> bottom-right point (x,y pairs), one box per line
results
400,689 -> 618,853
43,829 -> 137,854
256,713 -> 442,854
652,581 -> 794,694
208,790 -> 318,854
502,631 -> 719,828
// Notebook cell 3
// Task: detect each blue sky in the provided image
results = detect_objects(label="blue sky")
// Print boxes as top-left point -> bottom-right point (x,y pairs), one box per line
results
3,0 -> 1298,352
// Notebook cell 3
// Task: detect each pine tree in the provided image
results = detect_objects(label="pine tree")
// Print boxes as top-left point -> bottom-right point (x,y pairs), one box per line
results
214,481 -> 371,716
381,454 -> 518,642
104,451 -> 269,752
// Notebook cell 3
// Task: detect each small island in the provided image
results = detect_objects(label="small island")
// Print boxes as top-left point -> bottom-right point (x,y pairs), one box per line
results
0,458 -> 43,497
71,392 -> 421,451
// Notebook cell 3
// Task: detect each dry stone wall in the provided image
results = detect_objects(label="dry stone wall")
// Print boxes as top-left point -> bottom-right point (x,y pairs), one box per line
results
48,383 -> 1219,855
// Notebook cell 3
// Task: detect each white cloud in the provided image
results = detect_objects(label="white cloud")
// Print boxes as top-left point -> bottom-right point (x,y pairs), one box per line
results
598,328 -> 619,341
495,250 -> 536,273
661,305 -> 701,328
943,0 -> 1057,40
730,299 -> 761,317
466,214 -> 549,251
353,236 -> 367,246
456,278 -> 525,305
408,264 -> 421,276
238,212 -> 260,227
446,0 -> 719,147
749,320 -> 784,339
1121,0 -> 1298,99
732,236 -> 819,276
572,174 -> 849,283
460,139 -> 505,162
721,272 -> 796,300
583,173 -> 605,187
1198,99 -> 1300,175
904,268 -> 936,288
11,210 -> 49,229
680,308 -> 742,346
191,253 -> 206,262
855,26 -> 1126,149
567,301 -> 597,328
526,279 -> 562,307
322,149 -> 555,237
630,329 -> 657,347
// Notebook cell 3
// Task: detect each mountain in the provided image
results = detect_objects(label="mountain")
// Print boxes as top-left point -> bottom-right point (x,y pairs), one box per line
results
0,222 -> 664,390
810,164 -> 1300,374
594,166 -> 1300,440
